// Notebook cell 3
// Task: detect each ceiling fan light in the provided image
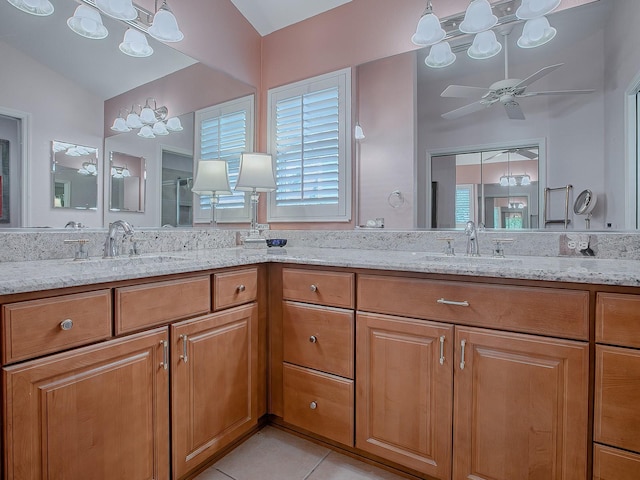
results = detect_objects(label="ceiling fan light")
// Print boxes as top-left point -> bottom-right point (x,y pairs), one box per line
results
517,16 -> 557,48
165,117 -> 183,132
119,28 -> 153,57
148,4 -> 184,43
137,125 -> 156,139
96,0 -> 137,21
516,0 -> 561,20
7,0 -> 53,16
67,5 -> 108,40
468,30 -> 502,60
412,12 -> 446,46
425,41 -> 456,68
459,0 -> 498,34
152,121 -> 170,136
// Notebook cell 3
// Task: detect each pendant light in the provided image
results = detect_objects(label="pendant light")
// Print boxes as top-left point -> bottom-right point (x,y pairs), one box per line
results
67,5 -> 108,40
119,28 -> 153,57
516,0 -> 561,20
148,0 -> 184,42
7,0 -> 53,16
412,1 -> 446,47
517,16 -> 557,48
96,0 -> 137,21
425,41 -> 456,68
459,0 -> 498,34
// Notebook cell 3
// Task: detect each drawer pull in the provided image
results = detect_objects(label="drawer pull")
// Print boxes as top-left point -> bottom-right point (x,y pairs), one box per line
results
437,298 -> 470,307
460,339 -> 467,370
309,335 -> 318,344
161,340 -> 169,370
309,401 -> 318,410
60,319 -> 74,331
439,335 -> 446,365
179,334 -> 188,363
310,284 -> 318,293
237,284 -> 246,293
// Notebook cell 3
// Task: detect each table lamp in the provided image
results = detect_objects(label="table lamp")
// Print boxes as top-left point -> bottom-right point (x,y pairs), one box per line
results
191,159 -> 232,227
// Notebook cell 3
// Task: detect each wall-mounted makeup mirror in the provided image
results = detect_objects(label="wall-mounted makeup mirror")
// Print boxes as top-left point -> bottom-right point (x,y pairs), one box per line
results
109,151 -> 146,213
51,141 -> 98,210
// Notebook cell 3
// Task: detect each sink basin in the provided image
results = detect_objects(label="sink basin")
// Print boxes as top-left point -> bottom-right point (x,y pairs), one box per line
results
419,254 -> 523,266
71,254 -> 190,266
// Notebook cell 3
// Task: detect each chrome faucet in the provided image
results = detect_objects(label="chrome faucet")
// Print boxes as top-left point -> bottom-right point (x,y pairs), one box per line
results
465,221 -> 480,256
103,220 -> 135,258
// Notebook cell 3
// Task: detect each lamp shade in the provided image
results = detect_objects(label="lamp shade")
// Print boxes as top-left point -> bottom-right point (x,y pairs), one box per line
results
517,16 -> 557,48
425,41 -> 456,68
125,110 -> 144,129
236,153 -> 276,192
111,116 -> 131,132
96,0 -> 137,21
148,4 -> 184,42
137,125 -> 156,138
7,0 -> 54,16
516,0 -> 561,20
152,121 -> 169,136
166,117 -> 184,131
459,0 -> 498,34
412,12 -> 446,46
119,28 -> 153,57
468,30 -> 502,59
192,160 -> 232,195
67,5 -> 108,39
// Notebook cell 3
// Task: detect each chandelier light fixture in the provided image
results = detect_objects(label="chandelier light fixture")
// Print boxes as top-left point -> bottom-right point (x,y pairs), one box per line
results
78,159 -> 99,176
499,174 -> 531,186
7,0 -> 183,58
416,0 -> 562,69
110,98 -> 183,139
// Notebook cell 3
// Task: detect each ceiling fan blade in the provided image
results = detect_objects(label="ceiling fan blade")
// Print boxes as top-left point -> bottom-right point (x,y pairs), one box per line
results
441,85 -> 492,98
483,150 -> 508,162
504,102 -> 526,120
442,101 -> 491,120
520,89 -> 595,97
514,63 -> 563,89
515,148 -> 538,159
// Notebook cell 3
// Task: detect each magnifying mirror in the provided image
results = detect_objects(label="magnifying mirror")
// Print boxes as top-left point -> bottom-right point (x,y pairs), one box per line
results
573,189 -> 597,229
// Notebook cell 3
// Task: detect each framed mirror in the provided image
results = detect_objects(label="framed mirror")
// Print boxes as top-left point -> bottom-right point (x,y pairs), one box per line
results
109,152 -> 146,213
51,141 -> 98,210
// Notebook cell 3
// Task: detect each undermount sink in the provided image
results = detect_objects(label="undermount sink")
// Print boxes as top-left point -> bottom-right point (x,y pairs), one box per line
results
71,253 -> 190,266
419,254 -> 524,266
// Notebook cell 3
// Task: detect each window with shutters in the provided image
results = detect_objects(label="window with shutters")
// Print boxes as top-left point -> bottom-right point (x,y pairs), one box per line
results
267,68 -> 351,222
193,95 -> 254,223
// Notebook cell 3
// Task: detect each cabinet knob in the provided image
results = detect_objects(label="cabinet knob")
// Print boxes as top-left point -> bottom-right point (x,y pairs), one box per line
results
309,401 -> 318,410
310,284 -> 318,293
309,335 -> 318,343
237,284 -> 246,293
60,319 -> 74,331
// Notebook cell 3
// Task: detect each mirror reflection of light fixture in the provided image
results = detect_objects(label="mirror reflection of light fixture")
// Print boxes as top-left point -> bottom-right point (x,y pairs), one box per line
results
191,160 -> 232,227
468,30 -> 502,59
78,159 -> 98,176
425,41 -> 456,68
412,1 -> 446,46
459,0 -> 498,34
148,0 -> 183,42
235,153 -> 276,247
7,0 -> 54,16
517,16 -> 557,48
516,0 -> 561,20
166,117 -> 183,132
115,99 -> 180,139
111,165 -> 131,178
354,124 -> 365,140
500,174 -> 532,186
119,28 -> 153,57
67,4 -> 108,39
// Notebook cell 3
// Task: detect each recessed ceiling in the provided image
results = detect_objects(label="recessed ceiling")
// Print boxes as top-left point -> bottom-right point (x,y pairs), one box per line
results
229,0 -> 353,36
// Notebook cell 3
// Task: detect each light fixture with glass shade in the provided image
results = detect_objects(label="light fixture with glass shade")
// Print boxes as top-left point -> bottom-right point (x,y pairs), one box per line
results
111,165 -> 131,178
7,0 -> 53,16
517,16 -> 557,48
78,159 -> 98,176
354,124 -> 365,140
95,0 -> 137,21
119,28 -> 153,57
235,153 -> 276,247
148,0 -> 183,42
516,0 -> 561,20
125,105 -> 144,129
166,117 -> 184,132
412,1 -> 446,47
137,125 -> 156,139
425,41 -> 456,68
459,0 -> 498,34
191,160 -> 233,227
468,30 -> 502,60
67,4 -> 108,39
153,121 -> 169,136
111,108 -> 132,132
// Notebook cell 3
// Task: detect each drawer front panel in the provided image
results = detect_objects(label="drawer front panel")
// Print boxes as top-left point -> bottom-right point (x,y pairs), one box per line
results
214,268 -> 258,311
594,345 -> 640,452
115,276 -> 210,334
282,268 -> 354,309
283,363 -> 354,446
2,290 -> 112,364
593,444 -> 640,480
358,275 -> 589,340
596,293 -> 640,348
283,302 -> 354,378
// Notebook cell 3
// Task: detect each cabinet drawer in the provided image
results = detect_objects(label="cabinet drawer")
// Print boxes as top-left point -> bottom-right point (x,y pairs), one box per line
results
213,268 -> 258,310
2,290 -> 112,364
115,276 -> 210,334
283,302 -> 354,378
358,275 -> 589,340
283,268 -> 354,309
596,293 -> 640,348
283,363 -> 353,446
593,444 -> 640,480
594,345 -> 640,452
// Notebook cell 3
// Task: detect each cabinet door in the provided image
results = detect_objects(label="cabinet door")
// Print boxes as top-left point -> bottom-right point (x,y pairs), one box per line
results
172,304 -> 258,479
356,312 -> 454,480
453,327 -> 589,480
3,327 -> 170,480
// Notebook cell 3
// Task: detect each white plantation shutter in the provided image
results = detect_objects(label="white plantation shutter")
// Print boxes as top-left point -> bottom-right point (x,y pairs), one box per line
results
194,95 -> 254,223
268,69 -> 351,222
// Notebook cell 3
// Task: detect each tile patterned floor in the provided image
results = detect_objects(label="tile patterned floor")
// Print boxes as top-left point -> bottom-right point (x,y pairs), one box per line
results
194,426 -> 409,480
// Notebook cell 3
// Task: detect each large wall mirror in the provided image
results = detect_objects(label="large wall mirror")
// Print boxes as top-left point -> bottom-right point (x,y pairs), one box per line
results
109,152 -> 146,213
51,141 -> 98,210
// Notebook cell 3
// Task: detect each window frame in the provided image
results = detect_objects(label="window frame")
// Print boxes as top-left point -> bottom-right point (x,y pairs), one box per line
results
267,68 -> 352,223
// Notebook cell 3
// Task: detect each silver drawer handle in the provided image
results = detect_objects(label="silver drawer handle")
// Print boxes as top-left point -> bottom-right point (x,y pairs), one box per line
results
439,335 -> 446,365
460,339 -> 467,370
237,284 -> 246,293
437,298 -> 470,307
179,334 -> 188,363
310,284 -> 318,293
309,401 -> 318,410
60,319 -> 73,331
309,335 -> 318,344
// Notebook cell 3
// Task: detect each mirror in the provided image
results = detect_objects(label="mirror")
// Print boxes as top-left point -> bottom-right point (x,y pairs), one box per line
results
109,152 -> 146,213
51,141 -> 98,210
0,139 -> 9,224
357,0 -> 638,230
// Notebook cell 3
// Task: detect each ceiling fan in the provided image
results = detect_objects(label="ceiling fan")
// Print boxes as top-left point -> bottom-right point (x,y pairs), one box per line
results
440,34 -> 594,121
483,147 -> 538,162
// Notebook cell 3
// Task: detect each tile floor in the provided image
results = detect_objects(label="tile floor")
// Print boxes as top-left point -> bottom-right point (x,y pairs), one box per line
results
194,426 -> 410,480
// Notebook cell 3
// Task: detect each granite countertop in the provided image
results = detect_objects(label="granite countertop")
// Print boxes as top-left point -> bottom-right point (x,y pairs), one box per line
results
1,247 -> 639,296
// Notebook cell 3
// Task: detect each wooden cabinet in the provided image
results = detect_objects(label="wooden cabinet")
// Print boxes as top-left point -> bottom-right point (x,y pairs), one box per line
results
171,303 -> 259,479
356,312 -> 453,480
453,326 -> 589,480
3,327 -> 170,480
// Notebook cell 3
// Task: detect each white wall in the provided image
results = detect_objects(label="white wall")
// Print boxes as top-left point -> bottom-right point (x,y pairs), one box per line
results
0,41 -> 104,228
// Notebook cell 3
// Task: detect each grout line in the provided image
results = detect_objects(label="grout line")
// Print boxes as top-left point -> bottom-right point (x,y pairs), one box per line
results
302,450 -> 332,480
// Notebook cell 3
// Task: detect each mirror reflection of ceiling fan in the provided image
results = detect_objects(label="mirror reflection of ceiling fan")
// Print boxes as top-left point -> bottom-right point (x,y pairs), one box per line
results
441,34 -> 595,120
483,147 -> 538,162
